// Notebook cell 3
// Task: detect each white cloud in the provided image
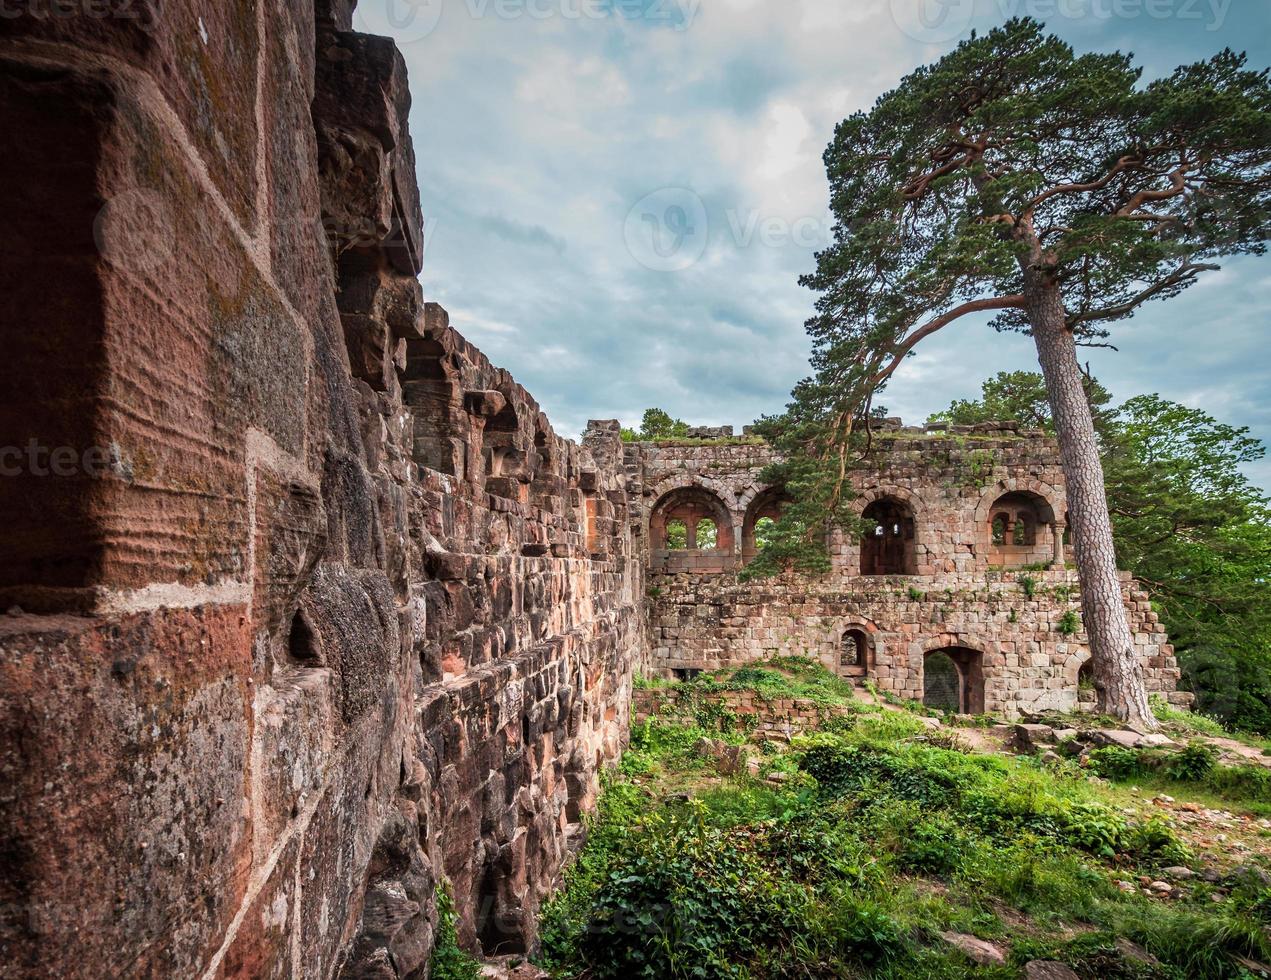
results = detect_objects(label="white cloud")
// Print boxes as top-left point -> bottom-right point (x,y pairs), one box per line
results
383,1 -> 1271,487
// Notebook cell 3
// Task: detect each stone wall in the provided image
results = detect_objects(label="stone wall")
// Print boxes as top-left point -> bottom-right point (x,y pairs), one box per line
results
629,429 -> 1187,717
0,5 -> 639,978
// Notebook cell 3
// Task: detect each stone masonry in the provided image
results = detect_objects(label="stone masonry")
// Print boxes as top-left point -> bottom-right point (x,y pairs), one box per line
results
0,5 -> 639,978
629,425 -> 1187,717
0,4 -> 1184,979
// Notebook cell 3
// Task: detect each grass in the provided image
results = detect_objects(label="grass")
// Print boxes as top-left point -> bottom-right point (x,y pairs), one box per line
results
642,656 -> 860,719
537,708 -> 1271,979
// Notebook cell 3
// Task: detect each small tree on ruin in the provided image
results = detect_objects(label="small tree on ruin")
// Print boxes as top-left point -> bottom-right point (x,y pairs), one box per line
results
760,19 -> 1271,729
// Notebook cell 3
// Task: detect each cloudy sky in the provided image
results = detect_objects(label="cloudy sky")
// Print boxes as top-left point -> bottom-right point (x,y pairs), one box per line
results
354,0 -> 1271,491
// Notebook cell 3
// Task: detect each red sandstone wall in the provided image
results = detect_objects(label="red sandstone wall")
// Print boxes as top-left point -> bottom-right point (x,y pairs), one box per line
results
0,4 -> 640,977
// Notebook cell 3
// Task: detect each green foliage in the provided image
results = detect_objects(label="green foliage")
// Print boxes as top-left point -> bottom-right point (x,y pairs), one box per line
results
930,370 -> 1113,432
1057,610 -> 1081,636
1149,696 -> 1229,737
540,715 -> 1271,979
1164,743 -> 1218,782
1087,741 -> 1269,817
572,816 -> 802,978
1208,763 -> 1271,802
621,408 -> 693,442
1018,575 -> 1038,599
652,658 -> 858,721
1088,746 -> 1146,781
960,448 -> 999,489
895,813 -> 969,876
738,410 -> 867,580
1102,394 -> 1271,735
428,884 -> 482,980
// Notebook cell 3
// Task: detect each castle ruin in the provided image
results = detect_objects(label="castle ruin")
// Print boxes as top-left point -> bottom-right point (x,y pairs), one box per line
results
0,5 -> 1183,977
626,425 -> 1187,717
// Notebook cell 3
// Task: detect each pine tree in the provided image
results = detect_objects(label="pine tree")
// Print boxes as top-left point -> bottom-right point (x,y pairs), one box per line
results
763,19 -> 1271,729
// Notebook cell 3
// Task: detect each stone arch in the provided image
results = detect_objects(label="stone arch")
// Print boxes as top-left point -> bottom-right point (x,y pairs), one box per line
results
741,486 -> 789,563
645,473 -> 741,548
649,485 -> 735,573
837,620 -> 876,678
911,633 -> 992,714
857,490 -> 918,575
988,490 -> 1054,566
974,480 -> 1063,567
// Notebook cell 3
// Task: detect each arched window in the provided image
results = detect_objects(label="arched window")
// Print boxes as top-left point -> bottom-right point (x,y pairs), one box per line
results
985,491 -> 1054,567
649,485 -> 735,572
741,487 -> 790,564
860,496 -> 916,575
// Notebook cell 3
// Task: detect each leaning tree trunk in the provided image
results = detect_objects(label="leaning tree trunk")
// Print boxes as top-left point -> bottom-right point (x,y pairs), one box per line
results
1025,277 -> 1158,731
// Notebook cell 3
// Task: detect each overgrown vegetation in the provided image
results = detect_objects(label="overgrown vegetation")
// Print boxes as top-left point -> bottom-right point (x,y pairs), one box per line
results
619,407 -> 764,446
538,708 -> 1271,979
639,657 -> 859,733
1085,742 -> 1271,818
429,884 -> 482,980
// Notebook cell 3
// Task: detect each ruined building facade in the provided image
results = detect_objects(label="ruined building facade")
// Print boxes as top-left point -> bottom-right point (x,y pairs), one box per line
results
0,5 -> 1182,979
628,426 -> 1188,718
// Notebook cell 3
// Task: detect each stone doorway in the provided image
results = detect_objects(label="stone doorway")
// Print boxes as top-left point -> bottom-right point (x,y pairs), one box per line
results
922,647 -> 985,714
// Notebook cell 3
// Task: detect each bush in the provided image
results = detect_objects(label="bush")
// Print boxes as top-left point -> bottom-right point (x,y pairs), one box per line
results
575,817 -> 803,979
830,896 -> 908,967
1208,763 -> 1271,801
799,743 -> 960,809
1087,746 -> 1145,780
1164,743 -> 1218,781
896,816 -> 968,875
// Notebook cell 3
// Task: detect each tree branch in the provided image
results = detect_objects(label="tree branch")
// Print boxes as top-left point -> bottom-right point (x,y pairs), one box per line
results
1116,162 -> 1191,216
1066,262 -> 1219,330
1025,154 -> 1142,215
870,294 -> 1027,387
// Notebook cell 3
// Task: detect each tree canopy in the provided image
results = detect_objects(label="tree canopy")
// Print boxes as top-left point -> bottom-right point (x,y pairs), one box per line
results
622,408 -> 690,442
805,18 -> 1270,395
928,370 -> 1111,432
